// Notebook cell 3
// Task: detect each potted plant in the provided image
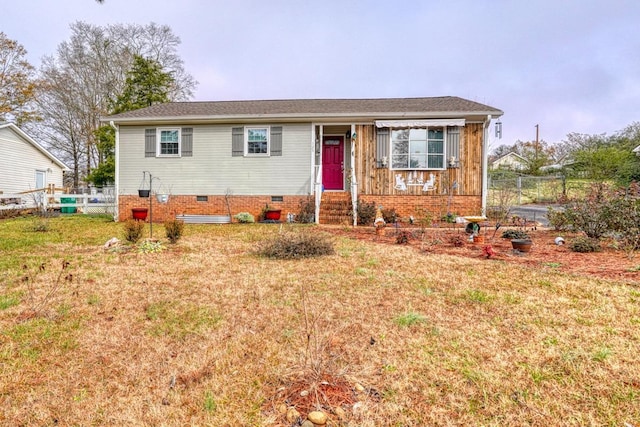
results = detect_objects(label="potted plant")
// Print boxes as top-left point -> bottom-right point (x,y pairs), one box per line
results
131,207 -> 148,220
511,239 -> 533,252
260,204 -> 281,221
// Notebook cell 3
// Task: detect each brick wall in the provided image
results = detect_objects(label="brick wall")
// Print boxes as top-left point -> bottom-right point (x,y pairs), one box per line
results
118,194 -> 313,222
119,193 -> 481,223
357,194 -> 482,220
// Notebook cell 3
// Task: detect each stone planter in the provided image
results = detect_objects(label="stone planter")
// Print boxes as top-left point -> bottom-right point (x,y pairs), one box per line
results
511,239 -> 533,252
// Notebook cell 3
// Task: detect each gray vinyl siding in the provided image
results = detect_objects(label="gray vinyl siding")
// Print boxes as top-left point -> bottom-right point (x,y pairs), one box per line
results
117,124 -> 312,196
0,127 -> 64,194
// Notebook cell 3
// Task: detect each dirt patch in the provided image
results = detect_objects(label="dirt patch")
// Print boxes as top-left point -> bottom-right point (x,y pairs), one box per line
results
321,224 -> 640,284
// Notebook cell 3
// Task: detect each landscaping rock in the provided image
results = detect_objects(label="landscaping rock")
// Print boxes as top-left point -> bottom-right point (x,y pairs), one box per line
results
307,410 -> 328,425
286,408 -> 300,423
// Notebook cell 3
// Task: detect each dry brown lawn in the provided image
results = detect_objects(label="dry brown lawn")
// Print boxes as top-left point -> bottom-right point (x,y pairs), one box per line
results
0,217 -> 639,426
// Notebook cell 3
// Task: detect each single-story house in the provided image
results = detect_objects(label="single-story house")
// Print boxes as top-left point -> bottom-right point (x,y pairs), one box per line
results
0,122 -> 68,196
489,151 -> 528,171
104,96 -> 503,224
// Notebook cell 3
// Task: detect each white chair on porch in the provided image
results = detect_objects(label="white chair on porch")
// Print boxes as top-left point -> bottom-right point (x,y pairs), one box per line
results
394,174 -> 407,191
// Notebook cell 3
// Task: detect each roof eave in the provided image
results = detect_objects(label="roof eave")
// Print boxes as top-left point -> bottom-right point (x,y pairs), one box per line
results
103,110 -> 504,126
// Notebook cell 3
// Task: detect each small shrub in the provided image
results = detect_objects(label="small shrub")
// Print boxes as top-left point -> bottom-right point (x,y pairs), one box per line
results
395,230 -> 411,244
138,240 -> 164,253
547,207 -> 570,231
258,231 -> 334,259
164,219 -> 184,243
31,218 -> 50,232
296,198 -> 315,223
382,207 -> 398,224
356,199 -> 377,225
123,219 -> 144,243
233,212 -> 255,223
449,234 -> 466,247
569,236 -> 601,253
501,229 -> 530,240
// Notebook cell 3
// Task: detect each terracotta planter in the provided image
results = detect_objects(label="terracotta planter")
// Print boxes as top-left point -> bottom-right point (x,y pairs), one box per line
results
511,239 -> 533,252
472,234 -> 485,244
265,210 -> 281,221
132,208 -> 148,221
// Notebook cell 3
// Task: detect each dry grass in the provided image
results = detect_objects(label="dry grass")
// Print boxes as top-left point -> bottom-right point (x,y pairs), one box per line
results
0,217 -> 639,426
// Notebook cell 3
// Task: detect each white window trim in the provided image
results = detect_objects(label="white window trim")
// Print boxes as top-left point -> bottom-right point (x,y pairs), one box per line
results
245,126 -> 270,157
390,127 -> 447,171
156,128 -> 181,157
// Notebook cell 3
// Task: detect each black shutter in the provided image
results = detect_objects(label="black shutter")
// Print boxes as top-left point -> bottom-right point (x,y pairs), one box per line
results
181,128 -> 193,157
376,128 -> 389,167
145,129 -> 156,157
270,126 -> 282,156
232,127 -> 244,156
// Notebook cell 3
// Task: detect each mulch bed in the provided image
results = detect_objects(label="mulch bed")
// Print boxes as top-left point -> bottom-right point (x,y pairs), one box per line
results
321,224 -> 640,284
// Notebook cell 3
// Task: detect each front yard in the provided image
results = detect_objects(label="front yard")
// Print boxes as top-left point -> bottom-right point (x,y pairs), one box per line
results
0,216 -> 638,426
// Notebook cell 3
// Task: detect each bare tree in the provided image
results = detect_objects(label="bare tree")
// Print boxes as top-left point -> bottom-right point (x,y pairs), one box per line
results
34,22 -> 197,188
0,32 -> 39,125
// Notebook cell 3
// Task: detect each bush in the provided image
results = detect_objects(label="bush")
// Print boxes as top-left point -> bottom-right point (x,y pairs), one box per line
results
562,185 -> 615,239
395,230 -> 411,244
296,198 -> 315,223
356,199 -> 377,225
449,234 -> 466,247
123,219 -> 144,243
164,219 -> 184,243
547,207 -> 571,231
569,236 -> 602,253
501,229 -> 530,239
258,231 -> 335,259
382,207 -> 398,224
233,212 -> 255,223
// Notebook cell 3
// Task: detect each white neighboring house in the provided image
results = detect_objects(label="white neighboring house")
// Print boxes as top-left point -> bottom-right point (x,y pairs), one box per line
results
490,151 -> 528,171
0,122 -> 68,195
634,145 -> 640,156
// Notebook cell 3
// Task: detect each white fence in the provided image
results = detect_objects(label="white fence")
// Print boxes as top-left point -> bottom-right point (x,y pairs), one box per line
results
0,189 -> 116,215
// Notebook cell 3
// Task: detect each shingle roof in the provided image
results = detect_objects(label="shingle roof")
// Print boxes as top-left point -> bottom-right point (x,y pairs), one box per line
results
104,96 -> 502,122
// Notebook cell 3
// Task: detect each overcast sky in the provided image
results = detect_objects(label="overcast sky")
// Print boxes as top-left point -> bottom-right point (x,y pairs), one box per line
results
3,0 -> 639,150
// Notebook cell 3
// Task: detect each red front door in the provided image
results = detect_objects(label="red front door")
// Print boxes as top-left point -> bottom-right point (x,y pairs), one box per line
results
322,136 -> 344,190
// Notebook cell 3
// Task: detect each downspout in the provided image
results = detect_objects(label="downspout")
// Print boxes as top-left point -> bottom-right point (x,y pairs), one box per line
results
314,125 -> 323,224
481,115 -> 490,216
350,124 -> 358,226
110,120 -> 119,222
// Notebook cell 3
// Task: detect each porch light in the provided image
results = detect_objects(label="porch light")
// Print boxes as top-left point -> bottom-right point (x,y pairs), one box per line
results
495,120 -> 502,139
351,132 -> 357,140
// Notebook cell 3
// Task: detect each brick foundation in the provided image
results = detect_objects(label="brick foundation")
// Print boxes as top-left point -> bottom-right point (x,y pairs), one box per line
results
357,194 -> 482,220
118,194 -> 314,223
118,193 -> 481,224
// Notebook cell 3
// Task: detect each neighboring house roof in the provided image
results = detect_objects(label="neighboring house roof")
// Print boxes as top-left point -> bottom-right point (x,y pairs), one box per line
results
104,96 -> 503,124
0,122 -> 69,171
490,152 -> 528,169
633,145 -> 640,154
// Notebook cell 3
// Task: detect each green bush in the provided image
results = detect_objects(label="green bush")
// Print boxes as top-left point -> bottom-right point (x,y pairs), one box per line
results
501,229 -> 530,239
547,207 -> 571,231
569,236 -> 602,253
233,212 -> 255,223
123,219 -> 145,243
258,231 -> 335,259
164,219 -> 184,244
356,199 -> 377,225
